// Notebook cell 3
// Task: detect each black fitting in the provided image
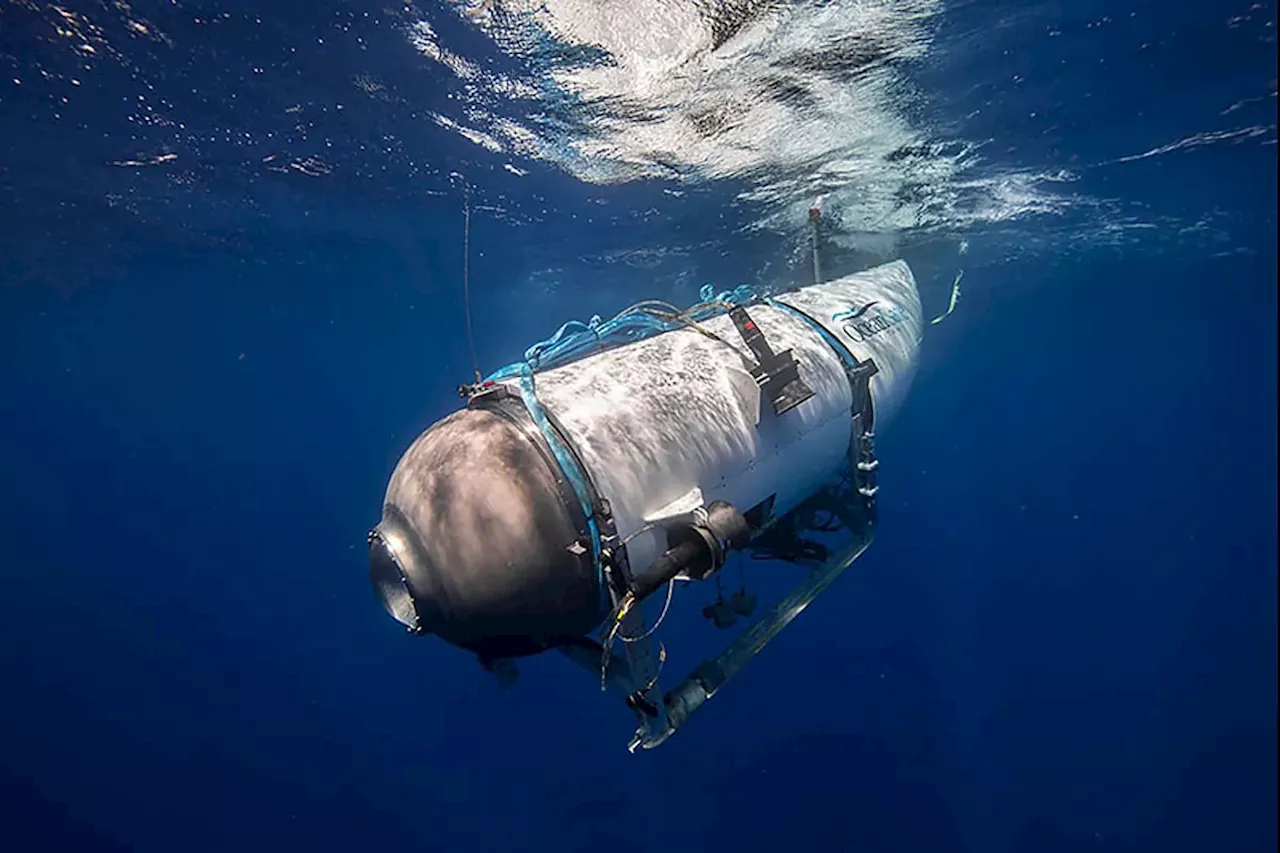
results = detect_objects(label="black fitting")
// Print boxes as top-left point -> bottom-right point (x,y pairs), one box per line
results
631,539 -> 707,601
630,501 -> 751,600
702,500 -> 753,552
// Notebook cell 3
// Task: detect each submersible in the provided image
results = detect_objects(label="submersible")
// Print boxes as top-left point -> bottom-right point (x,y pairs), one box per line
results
368,254 -> 923,750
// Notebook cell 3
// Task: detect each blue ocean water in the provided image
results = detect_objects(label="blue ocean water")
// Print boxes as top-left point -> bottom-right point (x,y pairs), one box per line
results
0,1 -> 1275,851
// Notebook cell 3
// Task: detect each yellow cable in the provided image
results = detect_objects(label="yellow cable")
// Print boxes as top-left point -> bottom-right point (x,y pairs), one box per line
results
930,270 -> 963,325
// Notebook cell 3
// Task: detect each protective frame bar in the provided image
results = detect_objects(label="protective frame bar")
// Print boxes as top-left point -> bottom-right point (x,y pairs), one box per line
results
632,525 -> 875,750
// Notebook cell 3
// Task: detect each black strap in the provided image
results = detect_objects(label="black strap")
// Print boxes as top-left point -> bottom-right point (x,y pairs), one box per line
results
846,361 -> 879,521
728,306 -> 816,416
729,305 -> 778,365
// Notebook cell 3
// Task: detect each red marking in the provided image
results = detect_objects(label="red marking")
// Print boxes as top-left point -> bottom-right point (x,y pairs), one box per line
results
744,320 -> 756,331
482,380 -> 494,388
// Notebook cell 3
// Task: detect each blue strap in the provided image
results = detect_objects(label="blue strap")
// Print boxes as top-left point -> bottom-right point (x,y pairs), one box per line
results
512,364 -> 607,603
766,298 -> 863,376
485,284 -> 759,383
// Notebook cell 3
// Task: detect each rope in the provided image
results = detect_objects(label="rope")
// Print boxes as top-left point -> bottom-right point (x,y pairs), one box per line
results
484,282 -> 759,382
462,193 -> 482,383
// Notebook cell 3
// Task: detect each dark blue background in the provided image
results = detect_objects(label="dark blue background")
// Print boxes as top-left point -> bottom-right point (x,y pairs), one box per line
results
1,1 -> 1275,851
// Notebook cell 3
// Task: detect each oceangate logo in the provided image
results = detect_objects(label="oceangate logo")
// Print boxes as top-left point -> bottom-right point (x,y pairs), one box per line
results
832,301 -> 908,343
